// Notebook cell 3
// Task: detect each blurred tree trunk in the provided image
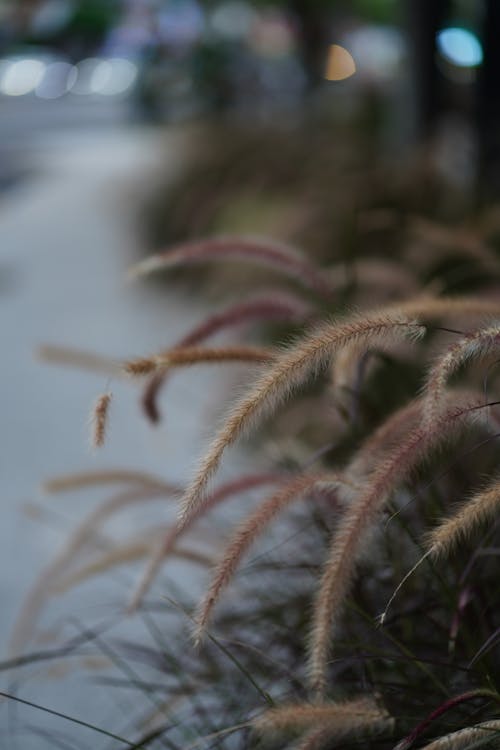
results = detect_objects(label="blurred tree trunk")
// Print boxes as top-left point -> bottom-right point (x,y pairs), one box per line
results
405,0 -> 449,141
289,1 -> 329,85
477,0 -> 500,198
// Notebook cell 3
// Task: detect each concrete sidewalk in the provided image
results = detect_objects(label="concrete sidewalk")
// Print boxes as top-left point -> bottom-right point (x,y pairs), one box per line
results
0,126 -> 247,744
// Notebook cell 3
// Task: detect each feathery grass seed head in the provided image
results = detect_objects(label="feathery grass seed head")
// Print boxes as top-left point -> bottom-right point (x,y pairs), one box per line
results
427,476 -> 500,559
253,697 -> 392,739
128,235 -> 333,298
193,472 -> 347,642
417,720 -> 500,750
128,472 -> 285,612
308,396 -> 486,698
124,346 -> 273,376
91,393 -> 112,449
179,310 -> 426,527
423,323 -> 500,428
140,291 -> 314,424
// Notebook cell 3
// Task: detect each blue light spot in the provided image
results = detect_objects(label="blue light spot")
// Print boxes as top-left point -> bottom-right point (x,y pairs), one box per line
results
437,27 -> 483,68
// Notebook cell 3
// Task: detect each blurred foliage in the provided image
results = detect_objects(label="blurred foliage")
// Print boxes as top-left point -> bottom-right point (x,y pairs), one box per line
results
66,0 -> 120,34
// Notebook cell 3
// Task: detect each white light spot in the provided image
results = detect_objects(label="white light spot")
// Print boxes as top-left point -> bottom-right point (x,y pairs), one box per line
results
343,26 -> 404,83
70,58 -> 102,95
90,58 -> 137,96
210,1 -> 257,39
35,62 -> 77,99
0,59 -> 46,96
89,60 -> 112,94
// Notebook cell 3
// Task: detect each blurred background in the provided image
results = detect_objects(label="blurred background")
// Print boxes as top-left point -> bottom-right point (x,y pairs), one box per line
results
1,0 -> 500,747
1,0 -> 498,178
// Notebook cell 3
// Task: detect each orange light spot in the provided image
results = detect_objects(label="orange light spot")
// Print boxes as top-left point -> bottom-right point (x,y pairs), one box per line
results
325,44 -> 356,81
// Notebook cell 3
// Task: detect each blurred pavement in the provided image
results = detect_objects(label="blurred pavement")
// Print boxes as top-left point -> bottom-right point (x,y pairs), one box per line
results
0,118 -> 229,650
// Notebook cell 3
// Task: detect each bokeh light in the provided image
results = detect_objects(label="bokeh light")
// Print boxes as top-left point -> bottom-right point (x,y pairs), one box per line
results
209,1 -> 257,39
436,27 -> 483,68
324,44 -> 356,82
0,58 -> 46,96
35,62 -> 77,99
344,26 -> 404,83
89,58 -> 138,96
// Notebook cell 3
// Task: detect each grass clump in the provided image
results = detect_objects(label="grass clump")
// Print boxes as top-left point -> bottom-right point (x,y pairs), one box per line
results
12,148 -> 500,748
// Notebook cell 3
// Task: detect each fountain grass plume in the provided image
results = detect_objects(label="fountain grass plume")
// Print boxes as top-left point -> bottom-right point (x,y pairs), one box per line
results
54,533 -> 212,595
123,345 -> 273,376
193,471 -> 356,643
141,291 -> 314,423
426,475 -> 500,559
91,392 -> 112,448
253,696 -> 392,737
308,396 -> 487,698
10,483 -> 180,656
397,295 -> 500,320
422,323 -> 500,429
326,257 -> 419,297
172,292 -> 315,350
347,388 -> 483,481
346,397 -> 424,479
128,235 -> 333,298
417,720 -> 500,750
409,216 -> 500,271
394,689 -> 500,750
178,310 -> 426,528
128,472 -> 285,612
37,344 -> 121,376
41,468 -> 172,494
178,296 -> 500,530
29,210 -> 500,747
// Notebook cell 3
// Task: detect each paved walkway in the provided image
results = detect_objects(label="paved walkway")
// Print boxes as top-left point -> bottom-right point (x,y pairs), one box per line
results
0,126 -> 250,745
